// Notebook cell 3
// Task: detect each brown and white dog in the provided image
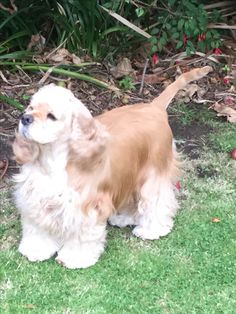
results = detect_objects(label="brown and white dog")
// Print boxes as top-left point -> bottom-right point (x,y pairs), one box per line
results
13,66 -> 212,268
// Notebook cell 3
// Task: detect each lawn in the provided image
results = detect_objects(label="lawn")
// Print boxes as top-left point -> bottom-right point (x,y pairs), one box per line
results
0,103 -> 236,314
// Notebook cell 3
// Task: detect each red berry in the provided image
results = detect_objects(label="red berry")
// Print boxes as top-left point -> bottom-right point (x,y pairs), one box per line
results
175,181 -> 181,190
223,77 -> 230,84
230,148 -> 236,160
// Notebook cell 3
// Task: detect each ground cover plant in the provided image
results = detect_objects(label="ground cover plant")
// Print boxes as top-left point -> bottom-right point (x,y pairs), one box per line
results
1,100 -> 236,313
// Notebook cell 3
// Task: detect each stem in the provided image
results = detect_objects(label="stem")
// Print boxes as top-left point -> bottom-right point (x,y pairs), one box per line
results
21,65 -> 119,91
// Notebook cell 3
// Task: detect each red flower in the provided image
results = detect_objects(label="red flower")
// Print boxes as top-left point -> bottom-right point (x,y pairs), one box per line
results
183,34 -> 188,44
198,34 -> 202,42
214,48 -> 222,55
202,33 -> 206,40
152,53 -> 159,65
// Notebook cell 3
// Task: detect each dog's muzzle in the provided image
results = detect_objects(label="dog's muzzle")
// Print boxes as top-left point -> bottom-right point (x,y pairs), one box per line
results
21,114 -> 34,126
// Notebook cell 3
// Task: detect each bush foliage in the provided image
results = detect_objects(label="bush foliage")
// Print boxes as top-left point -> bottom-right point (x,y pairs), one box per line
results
0,0 -> 222,59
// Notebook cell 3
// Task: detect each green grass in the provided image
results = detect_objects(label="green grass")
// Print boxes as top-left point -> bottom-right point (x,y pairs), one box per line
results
1,105 -> 236,313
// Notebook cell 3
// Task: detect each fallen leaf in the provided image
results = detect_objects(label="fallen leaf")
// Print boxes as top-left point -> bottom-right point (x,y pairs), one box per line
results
0,160 -> 5,169
72,54 -> 82,65
23,304 -> 36,309
110,58 -> 134,78
212,217 -> 221,223
27,34 -> 46,52
211,102 -> 236,123
135,73 -> 166,84
230,148 -> 236,160
49,48 -> 70,63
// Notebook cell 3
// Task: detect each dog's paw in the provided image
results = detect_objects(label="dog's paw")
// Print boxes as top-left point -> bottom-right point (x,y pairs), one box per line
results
132,224 -> 172,240
56,246 -> 101,269
108,213 -> 136,228
19,236 -> 59,262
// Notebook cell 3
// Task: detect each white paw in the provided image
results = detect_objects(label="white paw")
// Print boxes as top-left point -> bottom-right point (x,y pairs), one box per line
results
56,244 -> 104,269
19,236 -> 59,262
132,224 -> 172,240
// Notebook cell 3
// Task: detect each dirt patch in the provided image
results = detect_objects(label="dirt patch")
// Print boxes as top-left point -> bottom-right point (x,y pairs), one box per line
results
169,118 -> 212,159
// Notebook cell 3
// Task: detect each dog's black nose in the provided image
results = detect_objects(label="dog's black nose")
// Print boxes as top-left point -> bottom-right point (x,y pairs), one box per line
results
21,114 -> 34,126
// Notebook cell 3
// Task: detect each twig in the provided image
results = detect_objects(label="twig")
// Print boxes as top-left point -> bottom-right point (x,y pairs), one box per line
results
139,59 -> 149,95
204,1 -> 235,10
208,24 -> 236,30
0,0 -> 17,14
0,159 -> 9,181
215,93 -> 236,97
37,63 -> 63,85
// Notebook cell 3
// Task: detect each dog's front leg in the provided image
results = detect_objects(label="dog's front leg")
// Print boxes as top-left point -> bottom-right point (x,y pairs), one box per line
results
56,210 -> 107,269
19,218 -> 61,262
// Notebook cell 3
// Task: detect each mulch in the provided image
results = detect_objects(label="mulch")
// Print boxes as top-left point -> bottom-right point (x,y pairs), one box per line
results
0,52 -> 235,185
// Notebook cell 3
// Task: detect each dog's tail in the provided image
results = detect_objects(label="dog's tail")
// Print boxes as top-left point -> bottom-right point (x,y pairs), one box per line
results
150,66 -> 213,110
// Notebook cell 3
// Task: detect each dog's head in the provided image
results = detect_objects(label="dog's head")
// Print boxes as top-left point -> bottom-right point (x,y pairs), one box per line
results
19,84 -> 92,144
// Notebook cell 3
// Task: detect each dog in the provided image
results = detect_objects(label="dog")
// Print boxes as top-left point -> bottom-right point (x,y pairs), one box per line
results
13,66 -> 212,268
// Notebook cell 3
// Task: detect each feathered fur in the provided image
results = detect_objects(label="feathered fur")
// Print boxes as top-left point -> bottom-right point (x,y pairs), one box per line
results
13,66 -> 212,268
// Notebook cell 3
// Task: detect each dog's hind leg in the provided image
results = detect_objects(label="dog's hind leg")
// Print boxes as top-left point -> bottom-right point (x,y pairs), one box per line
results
132,170 -> 179,240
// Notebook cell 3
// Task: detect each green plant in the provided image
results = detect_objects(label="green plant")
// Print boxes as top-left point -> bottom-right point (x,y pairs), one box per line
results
119,76 -> 136,91
149,0 -> 222,55
0,0 -> 135,59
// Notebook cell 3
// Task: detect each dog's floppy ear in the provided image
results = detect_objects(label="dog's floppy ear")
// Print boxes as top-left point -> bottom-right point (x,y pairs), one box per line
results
13,133 -> 39,164
69,110 -> 109,167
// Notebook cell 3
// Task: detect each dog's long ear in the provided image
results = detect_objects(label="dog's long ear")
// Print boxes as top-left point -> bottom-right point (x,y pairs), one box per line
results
69,111 -> 109,168
13,133 -> 40,164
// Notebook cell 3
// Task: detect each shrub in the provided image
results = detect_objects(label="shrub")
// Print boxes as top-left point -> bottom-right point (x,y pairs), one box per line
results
0,0 -> 222,59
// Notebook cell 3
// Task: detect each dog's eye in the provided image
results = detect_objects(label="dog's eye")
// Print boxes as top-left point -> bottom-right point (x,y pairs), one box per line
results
47,113 -> 57,121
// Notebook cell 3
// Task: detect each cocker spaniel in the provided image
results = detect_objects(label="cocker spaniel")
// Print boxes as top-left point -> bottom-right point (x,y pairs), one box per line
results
13,66 -> 212,268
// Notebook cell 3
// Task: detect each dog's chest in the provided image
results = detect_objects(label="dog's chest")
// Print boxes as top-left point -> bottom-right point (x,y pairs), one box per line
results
14,162 -> 83,234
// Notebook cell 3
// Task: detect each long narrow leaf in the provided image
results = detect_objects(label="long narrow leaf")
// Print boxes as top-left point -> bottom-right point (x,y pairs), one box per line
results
0,51 -> 33,60
21,65 -> 119,91
0,94 -> 24,112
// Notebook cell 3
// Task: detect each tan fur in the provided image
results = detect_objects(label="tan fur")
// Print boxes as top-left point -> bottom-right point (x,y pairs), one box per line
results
13,66 -> 212,268
13,133 -> 39,164
13,67 -> 212,219
66,66 -> 212,218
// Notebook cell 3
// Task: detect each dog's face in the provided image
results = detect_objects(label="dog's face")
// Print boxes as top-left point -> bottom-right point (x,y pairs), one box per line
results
19,84 -> 92,144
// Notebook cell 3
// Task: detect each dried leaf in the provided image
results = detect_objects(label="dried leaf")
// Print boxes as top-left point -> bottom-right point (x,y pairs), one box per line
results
110,58 -> 134,79
27,34 -> 45,52
49,48 -> 70,63
23,304 -> 36,309
0,160 -> 6,169
211,102 -> 236,123
135,73 -> 165,84
212,217 -> 221,223
72,54 -> 82,65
